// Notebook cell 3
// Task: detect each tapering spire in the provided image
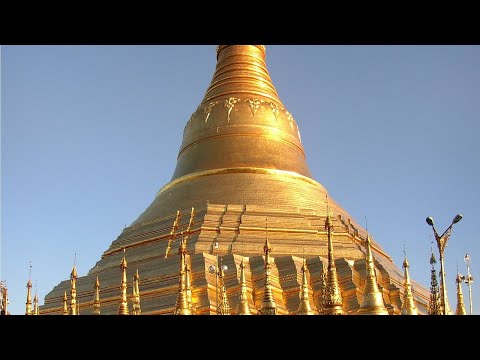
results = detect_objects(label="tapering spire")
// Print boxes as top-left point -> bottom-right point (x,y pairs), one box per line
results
174,233 -> 192,315
455,273 -> 467,315
25,262 -> 33,315
165,210 -> 181,258
236,258 -> 252,315
260,220 -> 277,315
118,248 -> 129,315
400,248 -> 418,315
429,250 -> 443,315
93,276 -> 101,315
322,196 -> 344,315
358,229 -> 388,315
69,259 -> 78,315
218,258 -> 230,315
297,259 -> 314,315
62,291 -> 68,315
33,284 -> 39,315
132,269 -> 141,315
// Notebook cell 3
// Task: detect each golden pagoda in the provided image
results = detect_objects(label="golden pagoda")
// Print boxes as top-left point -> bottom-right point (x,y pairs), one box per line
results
455,273 -> 467,315
93,276 -> 101,315
69,265 -> 78,315
118,248 -> 129,315
297,259 -> 314,315
400,254 -> 418,315
41,45 -> 430,315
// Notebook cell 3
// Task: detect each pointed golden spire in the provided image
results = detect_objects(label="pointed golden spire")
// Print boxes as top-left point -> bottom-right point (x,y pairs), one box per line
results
455,273 -> 467,315
62,291 -> 68,315
260,220 -> 277,315
174,233 -> 193,315
358,229 -> 388,315
429,250 -> 443,315
69,258 -> 78,315
25,262 -> 33,315
117,248 -> 129,315
93,276 -> 101,315
400,248 -> 418,315
132,269 -> 141,315
236,258 -> 252,315
297,259 -> 314,315
322,196 -> 344,315
33,284 -> 39,315
218,258 -> 230,315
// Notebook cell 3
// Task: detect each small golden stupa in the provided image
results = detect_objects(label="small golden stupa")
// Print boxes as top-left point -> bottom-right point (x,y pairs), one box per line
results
41,45 -> 429,315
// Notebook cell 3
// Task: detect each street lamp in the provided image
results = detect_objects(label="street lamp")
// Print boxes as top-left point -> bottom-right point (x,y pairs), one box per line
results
464,253 -> 474,315
426,213 -> 463,315
209,241 -> 228,315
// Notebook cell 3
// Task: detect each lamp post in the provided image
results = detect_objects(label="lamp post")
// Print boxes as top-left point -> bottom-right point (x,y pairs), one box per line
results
464,253 -> 474,315
208,241 -> 228,315
426,213 -> 463,315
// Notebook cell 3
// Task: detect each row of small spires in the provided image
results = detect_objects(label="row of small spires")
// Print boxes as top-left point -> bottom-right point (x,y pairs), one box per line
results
24,205 -> 435,315
17,203 -> 469,315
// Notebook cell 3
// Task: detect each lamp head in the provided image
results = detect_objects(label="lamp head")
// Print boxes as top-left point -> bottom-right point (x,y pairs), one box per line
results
452,214 -> 463,224
464,253 -> 471,266
208,265 -> 216,273
426,217 -> 434,226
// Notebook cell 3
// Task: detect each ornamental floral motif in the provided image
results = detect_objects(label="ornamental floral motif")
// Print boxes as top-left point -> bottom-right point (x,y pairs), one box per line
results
224,97 -> 239,122
269,102 -> 280,121
245,98 -> 262,117
203,101 -> 218,123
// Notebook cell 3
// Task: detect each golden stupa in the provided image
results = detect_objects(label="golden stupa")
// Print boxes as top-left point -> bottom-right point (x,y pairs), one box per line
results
41,45 -> 430,315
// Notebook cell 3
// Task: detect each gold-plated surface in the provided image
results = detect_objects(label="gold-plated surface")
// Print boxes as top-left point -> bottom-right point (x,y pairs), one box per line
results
70,266 -> 78,315
218,262 -> 230,315
132,270 -> 141,315
117,249 -> 129,315
174,235 -> 193,315
400,256 -> 418,315
297,259 -> 314,315
322,202 -> 344,315
358,234 -> 388,315
455,273 -> 467,315
40,45 -> 432,315
25,278 -> 32,315
236,258 -> 252,315
429,252 -> 442,315
33,292 -> 39,315
62,291 -> 68,315
260,233 -> 277,315
93,276 -> 100,315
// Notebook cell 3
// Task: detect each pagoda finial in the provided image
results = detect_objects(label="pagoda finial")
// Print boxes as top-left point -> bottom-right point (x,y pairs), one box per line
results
297,259 -> 314,315
236,257 -> 252,315
33,282 -> 39,315
62,291 -> 68,315
132,269 -> 141,315
118,248 -> 129,315
400,245 -> 418,315
69,257 -> 78,315
429,247 -> 443,315
358,223 -> 388,315
455,272 -> 467,315
260,219 -> 277,315
93,276 -> 101,315
25,262 -> 33,315
174,232 -> 193,315
322,195 -> 344,315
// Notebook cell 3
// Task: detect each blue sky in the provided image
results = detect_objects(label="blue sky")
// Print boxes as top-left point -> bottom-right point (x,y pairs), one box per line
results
2,45 -> 479,315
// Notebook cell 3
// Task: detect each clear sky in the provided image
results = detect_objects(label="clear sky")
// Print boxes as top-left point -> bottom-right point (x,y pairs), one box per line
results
2,45 -> 479,315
